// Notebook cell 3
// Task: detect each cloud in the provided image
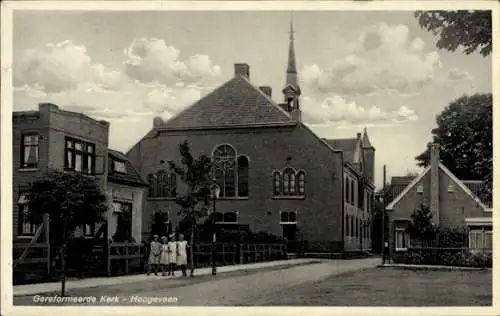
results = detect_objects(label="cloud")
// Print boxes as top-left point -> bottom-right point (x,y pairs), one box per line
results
14,40 -> 125,93
301,95 -> 418,127
300,23 -> 444,96
13,39 -> 223,122
124,38 -> 221,85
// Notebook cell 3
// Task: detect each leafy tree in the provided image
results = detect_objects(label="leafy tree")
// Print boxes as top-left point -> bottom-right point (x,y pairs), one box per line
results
415,94 -> 492,204
168,141 -> 213,277
415,10 -> 492,57
27,170 -> 107,296
408,204 -> 438,242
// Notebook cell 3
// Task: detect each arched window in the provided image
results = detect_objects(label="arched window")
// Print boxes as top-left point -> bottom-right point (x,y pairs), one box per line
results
237,156 -> 249,197
148,170 -> 177,198
273,171 -> 282,195
350,216 -> 354,237
351,179 -> 355,205
297,171 -> 305,195
213,145 -> 237,197
283,168 -> 295,195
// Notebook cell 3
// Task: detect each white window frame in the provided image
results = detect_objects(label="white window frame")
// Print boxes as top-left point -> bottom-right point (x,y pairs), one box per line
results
395,227 -> 410,251
469,229 -> 492,251
416,184 -> 424,193
113,160 -> 127,173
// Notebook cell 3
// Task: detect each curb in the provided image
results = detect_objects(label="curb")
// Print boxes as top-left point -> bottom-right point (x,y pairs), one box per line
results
378,264 -> 492,272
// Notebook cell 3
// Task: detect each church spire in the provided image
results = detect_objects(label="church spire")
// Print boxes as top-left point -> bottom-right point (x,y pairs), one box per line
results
282,12 -> 301,121
286,13 -> 298,87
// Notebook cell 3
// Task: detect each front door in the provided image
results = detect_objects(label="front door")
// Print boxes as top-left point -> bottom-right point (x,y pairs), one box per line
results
282,224 -> 297,253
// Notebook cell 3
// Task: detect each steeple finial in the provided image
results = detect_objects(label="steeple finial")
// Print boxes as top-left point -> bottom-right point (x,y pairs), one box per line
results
286,12 -> 297,79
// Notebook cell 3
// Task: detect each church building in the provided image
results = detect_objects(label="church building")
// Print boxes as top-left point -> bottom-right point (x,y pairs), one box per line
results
127,22 -> 376,253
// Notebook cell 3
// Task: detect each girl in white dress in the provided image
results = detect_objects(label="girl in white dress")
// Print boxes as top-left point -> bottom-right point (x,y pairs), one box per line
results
177,234 -> 188,277
167,234 -> 177,276
159,236 -> 169,276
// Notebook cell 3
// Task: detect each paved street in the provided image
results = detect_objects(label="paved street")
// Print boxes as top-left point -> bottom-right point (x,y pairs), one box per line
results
16,258 -> 380,306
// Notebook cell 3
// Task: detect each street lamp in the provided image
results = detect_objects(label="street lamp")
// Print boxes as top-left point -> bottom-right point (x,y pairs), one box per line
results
210,180 -> 220,276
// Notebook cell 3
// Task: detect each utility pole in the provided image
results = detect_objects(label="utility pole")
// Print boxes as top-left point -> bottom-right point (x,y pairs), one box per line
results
381,165 -> 387,265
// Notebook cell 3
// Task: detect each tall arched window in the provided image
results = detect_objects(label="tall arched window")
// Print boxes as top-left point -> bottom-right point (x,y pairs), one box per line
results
297,171 -> 305,195
345,214 -> 350,237
213,145 -> 237,197
283,168 -> 295,195
148,170 -> 177,198
237,156 -> 249,197
273,171 -> 282,195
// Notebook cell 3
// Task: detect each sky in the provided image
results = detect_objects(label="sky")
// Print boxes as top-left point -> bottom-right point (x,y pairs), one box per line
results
12,10 -> 492,189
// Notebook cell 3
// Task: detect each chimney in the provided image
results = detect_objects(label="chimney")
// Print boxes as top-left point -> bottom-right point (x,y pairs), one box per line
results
234,63 -> 250,79
429,143 -> 440,225
39,102 -> 59,112
259,86 -> 272,98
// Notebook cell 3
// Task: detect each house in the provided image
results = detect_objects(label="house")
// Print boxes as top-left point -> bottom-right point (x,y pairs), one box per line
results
126,21 -> 376,253
385,143 -> 492,254
12,103 -> 147,276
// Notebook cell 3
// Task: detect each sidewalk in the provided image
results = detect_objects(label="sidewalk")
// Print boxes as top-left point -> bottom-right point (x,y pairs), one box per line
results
13,258 -> 320,296
380,263 -> 492,271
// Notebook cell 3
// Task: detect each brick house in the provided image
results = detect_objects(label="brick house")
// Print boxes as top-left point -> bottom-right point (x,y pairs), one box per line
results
13,103 -> 147,272
126,23 -> 376,253
386,143 -> 492,254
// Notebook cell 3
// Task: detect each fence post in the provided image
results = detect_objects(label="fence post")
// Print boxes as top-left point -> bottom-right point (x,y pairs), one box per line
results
107,243 -> 111,277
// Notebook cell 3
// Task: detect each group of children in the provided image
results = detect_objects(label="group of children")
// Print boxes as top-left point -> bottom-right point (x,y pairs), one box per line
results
147,233 -> 189,277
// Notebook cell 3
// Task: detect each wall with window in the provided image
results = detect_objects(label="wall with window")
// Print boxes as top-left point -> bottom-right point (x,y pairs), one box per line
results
12,103 -> 110,240
128,123 -> 345,251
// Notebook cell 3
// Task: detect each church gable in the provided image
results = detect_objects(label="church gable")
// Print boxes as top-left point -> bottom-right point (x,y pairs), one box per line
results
162,73 -> 294,130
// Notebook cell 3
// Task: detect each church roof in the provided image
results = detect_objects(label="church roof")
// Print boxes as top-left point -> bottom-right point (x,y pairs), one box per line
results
160,75 -> 295,130
323,138 -> 359,163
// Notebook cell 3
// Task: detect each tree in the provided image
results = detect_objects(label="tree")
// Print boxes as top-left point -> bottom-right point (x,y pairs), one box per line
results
168,141 -> 213,277
415,10 -> 492,57
408,204 -> 438,242
27,170 -> 107,296
415,94 -> 492,204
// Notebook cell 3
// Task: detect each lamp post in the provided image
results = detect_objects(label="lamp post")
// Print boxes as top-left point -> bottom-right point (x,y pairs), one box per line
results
210,181 -> 220,276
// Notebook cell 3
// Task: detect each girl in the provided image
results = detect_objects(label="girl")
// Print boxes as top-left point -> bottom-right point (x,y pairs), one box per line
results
159,236 -> 169,276
177,234 -> 188,277
147,235 -> 162,276
167,234 -> 177,276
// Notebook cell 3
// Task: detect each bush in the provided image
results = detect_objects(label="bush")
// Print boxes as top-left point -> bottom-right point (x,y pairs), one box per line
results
397,248 -> 492,268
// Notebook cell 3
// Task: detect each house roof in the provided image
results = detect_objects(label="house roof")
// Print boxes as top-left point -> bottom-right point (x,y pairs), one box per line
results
108,149 -> 148,187
386,163 -> 489,212
323,138 -> 359,163
361,127 -> 373,148
391,176 -> 415,186
158,75 -> 295,130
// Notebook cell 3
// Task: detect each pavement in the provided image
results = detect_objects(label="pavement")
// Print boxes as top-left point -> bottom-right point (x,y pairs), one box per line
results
13,258 -> 320,296
381,263 -> 492,271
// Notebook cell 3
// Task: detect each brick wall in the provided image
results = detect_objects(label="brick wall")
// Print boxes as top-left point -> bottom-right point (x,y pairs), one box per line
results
128,123 -> 345,251
12,103 -> 110,239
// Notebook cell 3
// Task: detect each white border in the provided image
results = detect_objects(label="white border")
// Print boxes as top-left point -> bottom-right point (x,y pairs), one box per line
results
2,1 -> 499,316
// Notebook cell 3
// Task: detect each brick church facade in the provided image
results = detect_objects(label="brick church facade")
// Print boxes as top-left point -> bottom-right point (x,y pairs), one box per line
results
127,22 -> 376,253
